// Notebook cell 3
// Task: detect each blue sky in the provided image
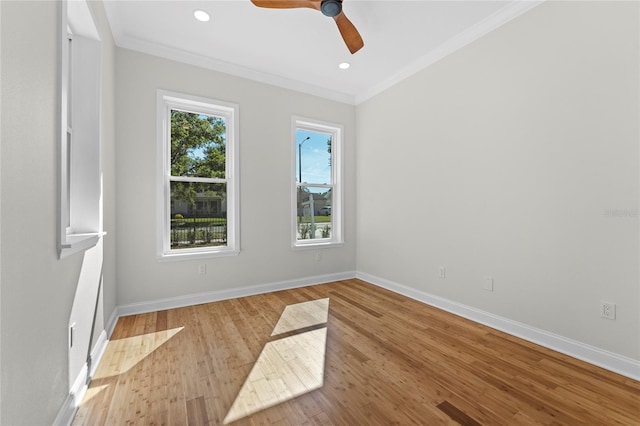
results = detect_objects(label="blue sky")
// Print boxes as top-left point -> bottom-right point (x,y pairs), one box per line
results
296,129 -> 332,185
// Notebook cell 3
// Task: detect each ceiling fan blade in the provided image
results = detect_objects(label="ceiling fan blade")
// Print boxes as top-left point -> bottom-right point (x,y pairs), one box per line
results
333,12 -> 364,54
251,0 -> 364,53
250,0 -> 320,11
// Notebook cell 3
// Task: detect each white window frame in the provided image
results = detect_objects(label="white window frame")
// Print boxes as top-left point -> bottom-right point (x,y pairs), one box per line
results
58,0 -> 104,259
156,90 -> 240,260
291,117 -> 344,249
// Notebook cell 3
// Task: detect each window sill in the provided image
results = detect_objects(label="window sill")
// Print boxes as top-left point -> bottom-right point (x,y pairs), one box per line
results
59,232 -> 106,259
293,241 -> 344,250
157,248 -> 240,262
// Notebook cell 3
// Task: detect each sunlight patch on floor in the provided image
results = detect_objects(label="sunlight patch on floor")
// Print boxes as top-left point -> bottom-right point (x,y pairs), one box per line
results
224,299 -> 330,424
271,298 -> 329,336
80,384 -> 109,404
92,327 -> 184,379
224,327 -> 327,424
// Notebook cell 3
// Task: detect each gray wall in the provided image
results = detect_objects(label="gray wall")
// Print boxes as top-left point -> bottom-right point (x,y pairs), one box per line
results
115,49 -> 357,306
0,1 -> 116,424
0,1 -> 3,422
0,1 -> 638,424
356,1 -> 639,360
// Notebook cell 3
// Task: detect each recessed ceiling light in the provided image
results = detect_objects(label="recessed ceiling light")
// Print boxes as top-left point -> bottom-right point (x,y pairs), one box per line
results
194,10 -> 210,22
338,62 -> 351,70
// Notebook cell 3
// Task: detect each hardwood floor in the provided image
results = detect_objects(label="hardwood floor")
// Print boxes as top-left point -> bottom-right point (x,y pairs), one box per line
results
72,279 -> 640,425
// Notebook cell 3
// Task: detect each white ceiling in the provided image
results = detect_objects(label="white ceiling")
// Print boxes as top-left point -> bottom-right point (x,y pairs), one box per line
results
103,0 -> 542,104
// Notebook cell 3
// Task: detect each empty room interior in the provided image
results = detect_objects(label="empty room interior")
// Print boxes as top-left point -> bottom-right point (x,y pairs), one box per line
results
1,0 -> 639,424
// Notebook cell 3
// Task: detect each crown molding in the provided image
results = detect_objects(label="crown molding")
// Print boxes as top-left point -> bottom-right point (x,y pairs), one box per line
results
355,0 -> 546,104
115,35 -> 357,105
107,1 -> 544,107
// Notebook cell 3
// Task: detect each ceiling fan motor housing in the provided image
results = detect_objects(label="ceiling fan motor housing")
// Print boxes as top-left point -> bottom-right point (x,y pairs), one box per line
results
321,0 -> 342,17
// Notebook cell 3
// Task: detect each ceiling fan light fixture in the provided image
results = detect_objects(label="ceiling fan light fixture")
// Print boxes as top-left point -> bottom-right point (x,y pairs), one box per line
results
193,10 -> 210,22
320,0 -> 342,17
338,62 -> 350,70
250,0 -> 362,53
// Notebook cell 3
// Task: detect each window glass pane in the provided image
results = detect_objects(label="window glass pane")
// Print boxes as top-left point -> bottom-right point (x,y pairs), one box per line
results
296,129 -> 332,185
170,110 -> 226,178
296,186 -> 332,240
170,181 -> 227,249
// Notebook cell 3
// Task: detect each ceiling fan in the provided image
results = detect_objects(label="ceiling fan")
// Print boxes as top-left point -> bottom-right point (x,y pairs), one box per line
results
250,0 -> 364,54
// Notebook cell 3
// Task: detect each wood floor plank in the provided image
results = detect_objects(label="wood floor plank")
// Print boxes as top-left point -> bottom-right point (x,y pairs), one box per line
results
72,279 -> 640,425
437,400 -> 482,426
186,396 -> 208,426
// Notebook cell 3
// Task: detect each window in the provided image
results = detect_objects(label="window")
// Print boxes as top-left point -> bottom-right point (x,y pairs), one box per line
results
292,117 -> 343,248
58,0 -> 103,259
157,91 -> 239,260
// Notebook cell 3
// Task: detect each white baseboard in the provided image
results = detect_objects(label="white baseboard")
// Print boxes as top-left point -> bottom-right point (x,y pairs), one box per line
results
114,270 -> 357,324
356,271 -> 640,381
53,329 -> 109,426
58,268 -> 637,426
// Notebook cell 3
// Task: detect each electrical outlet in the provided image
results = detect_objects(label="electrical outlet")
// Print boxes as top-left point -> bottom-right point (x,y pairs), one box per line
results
484,276 -> 494,292
438,267 -> 446,279
316,251 -> 322,262
198,264 -> 207,275
69,322 -> 76,348
601,301 -> 616,320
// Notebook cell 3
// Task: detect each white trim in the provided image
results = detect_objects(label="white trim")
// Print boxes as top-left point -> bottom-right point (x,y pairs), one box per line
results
355,0 -> 545,104
291,117 -> 344,249
107,2 -> 543,106
66,0 -> 99,40
157,248 -> 240,262
112,271 -> 640,381
116,271 -> 356,318
156,90 -> 240,260
59,232 -> 106,259
116,35 -> 355,105
60,269 -> 638,424
90,330 -> 109,378
53,330 -> 109,426
356,271 -> 640,381
59,0 -> 104,259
